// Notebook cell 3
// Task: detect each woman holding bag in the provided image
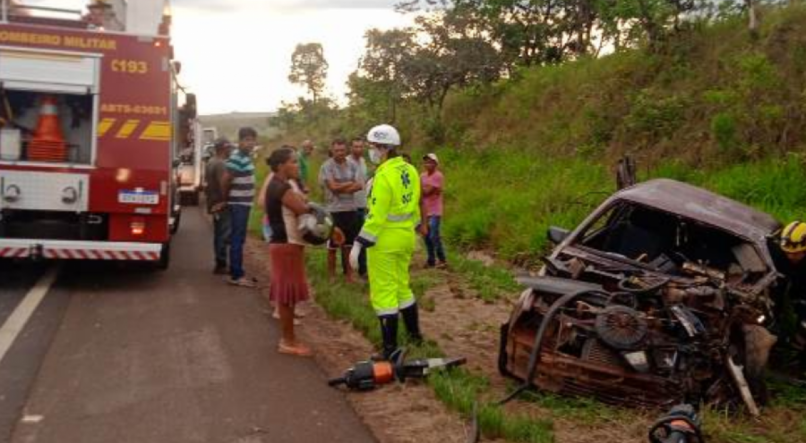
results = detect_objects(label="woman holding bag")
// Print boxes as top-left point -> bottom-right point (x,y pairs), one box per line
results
264,147 -> 313,357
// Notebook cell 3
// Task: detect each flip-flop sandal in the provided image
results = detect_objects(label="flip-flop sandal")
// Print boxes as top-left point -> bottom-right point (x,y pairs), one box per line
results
228,277 -> 256,288
278,343 -> 312,357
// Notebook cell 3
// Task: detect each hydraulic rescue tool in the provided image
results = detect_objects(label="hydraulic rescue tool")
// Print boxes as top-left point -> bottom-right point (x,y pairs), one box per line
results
328,349 -> 466,391
648,404 -> 704,443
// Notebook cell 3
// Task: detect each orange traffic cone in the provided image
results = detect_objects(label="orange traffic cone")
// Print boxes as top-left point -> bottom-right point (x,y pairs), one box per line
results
27,96 -> 67,162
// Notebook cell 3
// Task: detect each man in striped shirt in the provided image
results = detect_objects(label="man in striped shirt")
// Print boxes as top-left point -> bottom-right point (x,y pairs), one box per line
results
222,127 -> 258,287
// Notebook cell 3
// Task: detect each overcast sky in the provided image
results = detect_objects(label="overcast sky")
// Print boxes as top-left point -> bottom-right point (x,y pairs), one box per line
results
26,0 -> 413,114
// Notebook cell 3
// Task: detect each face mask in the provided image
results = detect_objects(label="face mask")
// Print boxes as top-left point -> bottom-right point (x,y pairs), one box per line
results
369,148 -> 382,165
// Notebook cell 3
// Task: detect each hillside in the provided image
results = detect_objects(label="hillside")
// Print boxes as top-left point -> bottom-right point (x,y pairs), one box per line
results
428,7 -> 806,165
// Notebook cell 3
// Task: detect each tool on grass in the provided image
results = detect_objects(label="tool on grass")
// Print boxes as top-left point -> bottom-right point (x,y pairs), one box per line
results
328,348 -> 466,391
648,404 -> 704,443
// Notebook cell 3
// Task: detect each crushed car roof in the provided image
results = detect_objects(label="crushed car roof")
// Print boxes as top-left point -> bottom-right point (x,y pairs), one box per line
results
612,179 -> 780,241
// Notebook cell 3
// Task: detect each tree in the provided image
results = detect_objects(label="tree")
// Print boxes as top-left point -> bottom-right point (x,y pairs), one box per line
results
357,28 -> 418,123
288,43 -> 329,105
357,11 -> 502,121
398,0 -> 714,62
407,10 -> 502,112
351,10 -> 503,142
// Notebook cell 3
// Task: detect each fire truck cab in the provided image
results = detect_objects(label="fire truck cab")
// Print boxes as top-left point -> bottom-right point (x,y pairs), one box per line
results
0,0 -> 191,269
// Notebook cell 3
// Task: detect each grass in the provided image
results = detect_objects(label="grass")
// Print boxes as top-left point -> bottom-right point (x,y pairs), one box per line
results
517,390 -> 632,425
436,151 -> 610,266
304,248 -> 555,442
700,401 -> 806,443
644,155 -> 806,223
450,253 -> 521,302
411,270 -> 441,312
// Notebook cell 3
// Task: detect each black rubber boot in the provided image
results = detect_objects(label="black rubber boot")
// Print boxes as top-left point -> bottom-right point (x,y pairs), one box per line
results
376,315 -> 399,361
401,303 -> 423,344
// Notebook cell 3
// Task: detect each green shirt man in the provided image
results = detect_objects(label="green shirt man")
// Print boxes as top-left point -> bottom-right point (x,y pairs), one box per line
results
299,140 -> 314,187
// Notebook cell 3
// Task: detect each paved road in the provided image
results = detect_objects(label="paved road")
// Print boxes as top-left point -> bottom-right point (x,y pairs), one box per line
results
0,209 -> 376,443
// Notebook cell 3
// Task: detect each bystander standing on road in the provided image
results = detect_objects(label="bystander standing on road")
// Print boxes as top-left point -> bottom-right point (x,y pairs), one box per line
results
421,153 -> 447,268
258,146 -> 307,324
319,138 -> 364,282
206,137 -> 233,274
266,147 -> 313,357
222,127 -> 259,287
257,145 -> 298,243
348,137 -> 369,278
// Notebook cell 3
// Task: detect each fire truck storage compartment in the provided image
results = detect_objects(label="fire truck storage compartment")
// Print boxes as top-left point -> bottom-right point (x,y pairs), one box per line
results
0,48 -> 100,165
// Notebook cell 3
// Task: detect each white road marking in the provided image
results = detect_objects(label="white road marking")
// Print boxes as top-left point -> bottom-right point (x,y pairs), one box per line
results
0,266 -> 60,365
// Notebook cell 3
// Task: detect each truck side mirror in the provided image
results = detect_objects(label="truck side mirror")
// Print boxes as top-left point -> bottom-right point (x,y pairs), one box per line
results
548,226 -> 570,245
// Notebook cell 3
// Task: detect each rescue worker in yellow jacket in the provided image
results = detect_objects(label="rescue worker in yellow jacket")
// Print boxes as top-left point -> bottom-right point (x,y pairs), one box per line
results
349,124 -> 425,359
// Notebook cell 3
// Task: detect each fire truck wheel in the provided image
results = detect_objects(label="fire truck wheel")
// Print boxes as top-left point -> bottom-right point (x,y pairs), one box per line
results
156,242 -> 171,270
170,210 -> 182,235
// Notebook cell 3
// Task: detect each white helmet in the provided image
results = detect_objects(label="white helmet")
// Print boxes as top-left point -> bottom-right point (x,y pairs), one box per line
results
367,124 -> 401,147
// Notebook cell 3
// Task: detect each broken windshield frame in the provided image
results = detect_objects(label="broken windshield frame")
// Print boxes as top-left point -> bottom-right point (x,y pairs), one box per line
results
568,199 -> 769,277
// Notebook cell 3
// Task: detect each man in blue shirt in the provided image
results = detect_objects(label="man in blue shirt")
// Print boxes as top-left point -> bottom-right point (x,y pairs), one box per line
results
222,127 -> 258,287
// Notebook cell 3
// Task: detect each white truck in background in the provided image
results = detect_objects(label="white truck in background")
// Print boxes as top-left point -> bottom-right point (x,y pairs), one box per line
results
177,121 -> 203,206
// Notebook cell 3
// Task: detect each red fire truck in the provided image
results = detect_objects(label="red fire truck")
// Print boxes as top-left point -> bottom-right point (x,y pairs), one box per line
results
0,0 -> 193,269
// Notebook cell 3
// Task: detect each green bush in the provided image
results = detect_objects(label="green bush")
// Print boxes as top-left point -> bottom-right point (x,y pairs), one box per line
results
711,111 -> 739,152
736,53 -> 781,93
625,90 -> 690,141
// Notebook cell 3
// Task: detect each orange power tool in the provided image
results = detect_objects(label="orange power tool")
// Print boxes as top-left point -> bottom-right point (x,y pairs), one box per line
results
328,349 -> 466,391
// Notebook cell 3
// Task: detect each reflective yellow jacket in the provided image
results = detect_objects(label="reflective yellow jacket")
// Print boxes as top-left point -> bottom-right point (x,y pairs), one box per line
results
357,156 -> 421,248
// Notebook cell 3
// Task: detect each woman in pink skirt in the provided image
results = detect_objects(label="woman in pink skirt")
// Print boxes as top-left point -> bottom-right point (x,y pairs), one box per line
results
265,147 -> 312,357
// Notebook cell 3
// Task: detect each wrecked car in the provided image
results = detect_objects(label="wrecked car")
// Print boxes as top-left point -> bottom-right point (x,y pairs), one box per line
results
499,179 -> 782,413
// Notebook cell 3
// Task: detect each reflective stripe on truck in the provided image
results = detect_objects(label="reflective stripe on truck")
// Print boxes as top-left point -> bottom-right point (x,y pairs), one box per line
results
0,239 -> 161,261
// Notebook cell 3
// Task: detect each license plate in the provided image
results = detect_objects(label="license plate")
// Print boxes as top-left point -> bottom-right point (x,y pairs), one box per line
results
119,190 -> 159,205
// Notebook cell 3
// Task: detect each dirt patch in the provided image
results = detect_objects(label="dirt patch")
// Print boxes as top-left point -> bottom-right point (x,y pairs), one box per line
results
467,251 -> 497,267
244,239 -> 471,443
